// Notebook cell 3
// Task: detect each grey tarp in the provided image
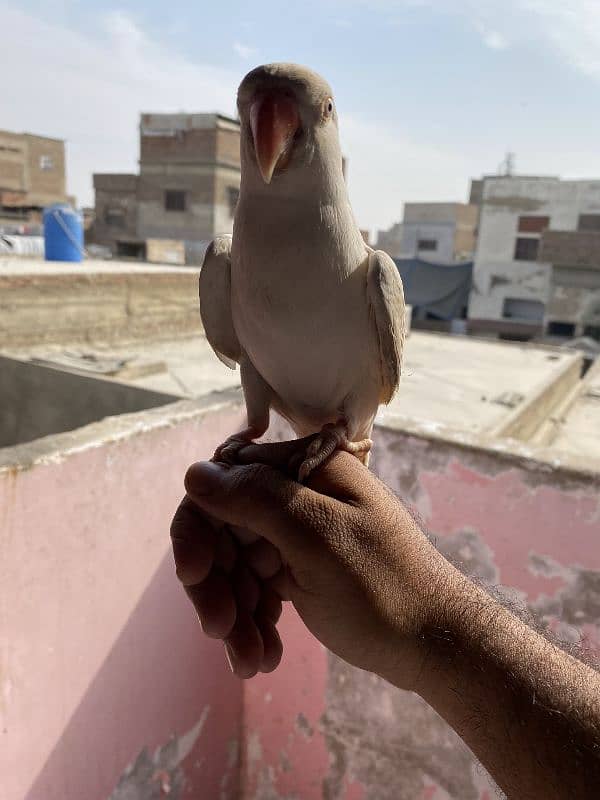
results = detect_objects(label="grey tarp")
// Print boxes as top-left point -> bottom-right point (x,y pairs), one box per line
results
394,258 -> 473,320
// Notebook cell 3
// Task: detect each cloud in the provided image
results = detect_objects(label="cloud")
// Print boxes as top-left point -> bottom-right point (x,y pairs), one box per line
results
233,41 -> 258,60
339,114 -> 475,231
367,0 -> 600,79
2,1 -> 597,231
480,30 -> 508,51
520,0 -> 600,79
1,5 -> 239,206
0,2 -> 474,227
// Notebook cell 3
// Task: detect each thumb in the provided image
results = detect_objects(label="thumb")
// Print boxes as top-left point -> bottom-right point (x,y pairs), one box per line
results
184,460 -> 325,557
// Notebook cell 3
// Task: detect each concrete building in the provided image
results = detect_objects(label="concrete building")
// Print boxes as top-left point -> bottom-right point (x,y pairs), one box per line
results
91,113 -> 241,259
539,229 -> 600,338
0,129 -> 67,229
468,176 -> 600,336
375,221 -> 404,258
401,202 -> 478,261
377,203 -> 477,262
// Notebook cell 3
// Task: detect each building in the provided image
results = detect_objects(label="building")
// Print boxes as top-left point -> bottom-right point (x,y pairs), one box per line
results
375,221 -> 404,258
0,129 -> 67,230
91,113 -> 241,259
376,203 -> 477,262
539,229 -> 600,338
401,202 -> 478,261
468,176 -> 600,337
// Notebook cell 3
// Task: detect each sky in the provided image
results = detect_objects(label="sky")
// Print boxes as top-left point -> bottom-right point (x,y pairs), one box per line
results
2,0 -> 600,232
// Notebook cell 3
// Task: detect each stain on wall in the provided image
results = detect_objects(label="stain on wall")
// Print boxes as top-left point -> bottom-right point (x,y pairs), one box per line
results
242,426 -> 599,799
109,711 -> 211,799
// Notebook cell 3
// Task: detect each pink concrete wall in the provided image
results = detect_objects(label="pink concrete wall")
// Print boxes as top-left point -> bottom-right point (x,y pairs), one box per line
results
3,404 -> 599,800
240,427 -> 600,800
0,401 -> 246,800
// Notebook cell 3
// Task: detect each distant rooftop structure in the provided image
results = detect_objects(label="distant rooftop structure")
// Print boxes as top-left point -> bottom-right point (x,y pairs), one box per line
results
90,112 -> 241,261
376,202 -> 478,263
468,175 -> 600,343
0,129 -> 68,231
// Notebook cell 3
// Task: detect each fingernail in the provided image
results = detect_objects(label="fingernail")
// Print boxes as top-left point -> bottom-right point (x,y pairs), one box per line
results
224,642 -> 237,675
185,461 -> 228,496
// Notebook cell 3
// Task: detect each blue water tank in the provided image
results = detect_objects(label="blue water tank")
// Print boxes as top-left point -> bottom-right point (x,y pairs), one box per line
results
43,204 -> 84,262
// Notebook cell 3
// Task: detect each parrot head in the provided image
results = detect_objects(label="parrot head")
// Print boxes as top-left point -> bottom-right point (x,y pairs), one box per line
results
237,63 -> 344,190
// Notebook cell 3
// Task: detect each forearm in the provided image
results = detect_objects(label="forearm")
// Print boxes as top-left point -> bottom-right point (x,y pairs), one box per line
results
397,567 -> 600,799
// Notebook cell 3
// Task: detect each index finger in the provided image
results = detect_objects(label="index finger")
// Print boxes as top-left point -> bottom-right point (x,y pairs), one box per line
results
235,438 -> 376,505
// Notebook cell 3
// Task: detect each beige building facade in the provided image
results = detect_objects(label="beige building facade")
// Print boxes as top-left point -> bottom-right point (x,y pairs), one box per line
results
92,113 -> 241,259
0,130 -> 67,228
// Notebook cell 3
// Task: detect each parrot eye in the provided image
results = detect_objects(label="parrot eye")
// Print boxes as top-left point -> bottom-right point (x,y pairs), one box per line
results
324,98 -> 334,118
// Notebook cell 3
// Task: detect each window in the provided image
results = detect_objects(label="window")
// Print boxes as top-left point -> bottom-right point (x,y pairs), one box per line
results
502,298 -> 544,322
227,186 -> 240,217
165,190 -> 186,212
104,208 -> 125,228
417,239 -> 437,251
39,155 -> 54,170
578,214 -> 600,232
514,237 -> 539,261
518,216 -> 549,233
584,324 -> 600,340
117,241 -> 146,259
547,321 -> 575,337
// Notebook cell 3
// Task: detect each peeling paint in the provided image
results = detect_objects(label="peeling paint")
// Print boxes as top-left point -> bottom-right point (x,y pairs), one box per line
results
109,708 -> 209,800
321,654 -> 495,800
296,712 -> 314,739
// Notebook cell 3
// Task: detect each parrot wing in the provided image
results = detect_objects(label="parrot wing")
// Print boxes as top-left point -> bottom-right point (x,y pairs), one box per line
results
199,236 -> 241,370
366,249 -> 406,404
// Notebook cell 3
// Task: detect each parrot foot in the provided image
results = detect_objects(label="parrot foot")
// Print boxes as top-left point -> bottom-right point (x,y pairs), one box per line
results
213,427 -> 260,465
298,423 -> 372,482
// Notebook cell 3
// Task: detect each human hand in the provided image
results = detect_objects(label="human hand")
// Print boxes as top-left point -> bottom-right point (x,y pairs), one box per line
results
171,439 -> 452,684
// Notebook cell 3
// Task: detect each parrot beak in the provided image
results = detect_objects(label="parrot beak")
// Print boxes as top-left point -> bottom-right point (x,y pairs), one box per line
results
250,90 -> 300,184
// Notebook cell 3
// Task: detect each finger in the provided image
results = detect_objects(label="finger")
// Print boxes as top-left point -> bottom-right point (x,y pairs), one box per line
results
266,566 -> 293,601
185,569 -> 236,638
236,435 -> 317,473
244,538 -> 282,579
184,461 -> 333,558
303,450 -> 377,505
213,526 -> 237,573
256,585 -> 282,624
225,612 -> 264,679
236,440 -> 377,506
256,616 -> 283,673
232,563 -> 260,614
170,496 -> 216,586
229,523 -> 260,546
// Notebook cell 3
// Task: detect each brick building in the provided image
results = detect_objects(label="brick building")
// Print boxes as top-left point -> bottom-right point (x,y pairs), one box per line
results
0,130 -> 67,230
91,113 -> 241,259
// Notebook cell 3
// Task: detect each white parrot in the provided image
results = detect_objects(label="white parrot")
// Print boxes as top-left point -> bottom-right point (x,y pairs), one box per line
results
200,63 -> 405,480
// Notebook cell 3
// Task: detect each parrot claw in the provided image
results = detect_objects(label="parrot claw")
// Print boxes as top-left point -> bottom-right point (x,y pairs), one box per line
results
213,428 -> 258,464
298,423 -> 372,482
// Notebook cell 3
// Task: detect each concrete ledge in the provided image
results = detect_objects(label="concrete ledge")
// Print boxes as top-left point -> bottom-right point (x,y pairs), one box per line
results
491,351 -> 583,441
0,387 -> 243,471
378,413 -> 600,483
0,266 -> 200,347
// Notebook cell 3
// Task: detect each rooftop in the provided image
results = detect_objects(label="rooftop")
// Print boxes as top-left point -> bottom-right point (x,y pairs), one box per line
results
0,256 -> 195,276
3,330 -> 598,473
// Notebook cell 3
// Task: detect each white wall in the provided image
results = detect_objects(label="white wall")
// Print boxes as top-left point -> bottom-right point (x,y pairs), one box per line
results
469,177 -> 600,322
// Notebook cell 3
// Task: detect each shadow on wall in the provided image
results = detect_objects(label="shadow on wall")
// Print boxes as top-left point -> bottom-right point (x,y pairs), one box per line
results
0,356 -> 179,449
25,552 -> 242,800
